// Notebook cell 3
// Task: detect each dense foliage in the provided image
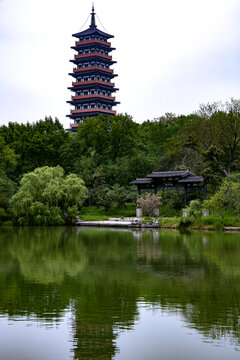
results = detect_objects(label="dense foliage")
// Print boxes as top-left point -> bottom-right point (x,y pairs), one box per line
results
204,179 -> 240,221
1,99 -> 240,224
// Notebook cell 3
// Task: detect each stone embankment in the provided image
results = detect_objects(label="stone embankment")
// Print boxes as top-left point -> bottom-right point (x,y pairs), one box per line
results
224,227 -> 240,232
76,218 -> 159,228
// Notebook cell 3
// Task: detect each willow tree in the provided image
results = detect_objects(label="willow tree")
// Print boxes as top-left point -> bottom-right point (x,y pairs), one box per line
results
10,166 -> 88,225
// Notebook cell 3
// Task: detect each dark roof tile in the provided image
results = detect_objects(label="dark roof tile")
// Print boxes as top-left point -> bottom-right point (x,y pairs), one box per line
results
178,176 -> 204,183
73,27 -> 113,39
130,178 -> 153,185
146,170 -> 194,178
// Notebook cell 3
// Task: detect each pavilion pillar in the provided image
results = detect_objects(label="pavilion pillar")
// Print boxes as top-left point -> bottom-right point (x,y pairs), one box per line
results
184,187 -> 187,208
203,184 -> 207,200
138,186 -> 141,195
154,186 -> 158,195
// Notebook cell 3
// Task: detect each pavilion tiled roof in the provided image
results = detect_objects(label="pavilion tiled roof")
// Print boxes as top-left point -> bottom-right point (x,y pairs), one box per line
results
146,170 -> 194,178
178,176 -> 204,183
131,170 -> 204,186
130,178 -> 153,185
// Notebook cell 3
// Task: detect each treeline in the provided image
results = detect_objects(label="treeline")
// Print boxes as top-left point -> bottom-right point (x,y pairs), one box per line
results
1,99 -> 240,224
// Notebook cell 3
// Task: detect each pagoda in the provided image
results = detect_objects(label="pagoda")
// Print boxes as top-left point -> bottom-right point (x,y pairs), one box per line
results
67,5 -> 119,132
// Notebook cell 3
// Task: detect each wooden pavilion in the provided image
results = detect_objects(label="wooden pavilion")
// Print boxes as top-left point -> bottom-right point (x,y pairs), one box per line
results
130,170 -> 206,207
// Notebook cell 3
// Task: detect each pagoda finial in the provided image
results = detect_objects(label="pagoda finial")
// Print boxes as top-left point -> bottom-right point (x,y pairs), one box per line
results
90,3 -> 97,28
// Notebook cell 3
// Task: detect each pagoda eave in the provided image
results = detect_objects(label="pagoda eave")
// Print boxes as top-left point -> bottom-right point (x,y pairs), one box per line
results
72,66 -> 114,74
67,109 -> 116,118
70,58 -> 116,65
67,99 -> 120,106
69,72 -> 117,79
72,28 -> 114,39
71,46 -> 116,52
68,82 -> 119,91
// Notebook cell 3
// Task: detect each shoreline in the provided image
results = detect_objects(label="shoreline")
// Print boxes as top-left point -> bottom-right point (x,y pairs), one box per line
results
76,219 -> 240,232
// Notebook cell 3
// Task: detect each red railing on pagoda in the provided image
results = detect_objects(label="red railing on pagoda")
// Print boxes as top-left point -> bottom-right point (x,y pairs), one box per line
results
74,53 -> 112,60
71,108 -> 116,115
73,67 -> 113,74
75,39 -> 111,47
72,80 -> 115,87
72,94 -> 116,101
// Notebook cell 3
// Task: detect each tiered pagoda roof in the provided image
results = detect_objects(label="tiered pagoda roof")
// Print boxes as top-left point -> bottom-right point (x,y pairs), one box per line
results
67,5 -> 119,132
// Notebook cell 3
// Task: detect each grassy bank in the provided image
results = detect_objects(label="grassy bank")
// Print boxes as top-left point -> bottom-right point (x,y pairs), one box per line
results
80,203 -> 136,221
159,215 -> 240,230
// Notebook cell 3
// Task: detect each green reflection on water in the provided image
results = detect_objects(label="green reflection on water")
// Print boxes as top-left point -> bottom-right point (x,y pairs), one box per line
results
0,227 -> 240,358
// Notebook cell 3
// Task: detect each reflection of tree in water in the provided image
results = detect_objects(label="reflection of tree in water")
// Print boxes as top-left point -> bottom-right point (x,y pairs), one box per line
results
136,231 -> 240,345
0,226 -> 85,318
1,227 -> 240,356
10,227 -> 87,284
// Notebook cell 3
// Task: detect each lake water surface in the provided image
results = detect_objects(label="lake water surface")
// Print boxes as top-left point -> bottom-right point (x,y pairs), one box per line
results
0,226 -> 240,359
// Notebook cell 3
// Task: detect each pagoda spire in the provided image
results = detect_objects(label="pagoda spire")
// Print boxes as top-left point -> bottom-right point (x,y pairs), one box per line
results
90,3 -> 97,28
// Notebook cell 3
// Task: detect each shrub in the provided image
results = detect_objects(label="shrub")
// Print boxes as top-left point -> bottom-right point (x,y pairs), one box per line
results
178,217 -> 192,229
186,199 -> 202,219
137,193 -> 162,219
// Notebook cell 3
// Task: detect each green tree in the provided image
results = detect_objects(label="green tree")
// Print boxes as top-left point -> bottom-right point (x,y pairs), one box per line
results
0,117 -> 68,180
200,145 -> 224,188
198,99 -> 240,175
0,135 -> 18,175
204,179 -> 240,221
77,114 -> 137,163
109,114 -> 136,160
103,184 -> 137,210
9,166 -> 88,225
173,99 -> 240,180
59,133 -> 81,174
88,171 -> 110,207
0,136 -> 18,221
0,170 -> 16,222
143,113 -> 189,156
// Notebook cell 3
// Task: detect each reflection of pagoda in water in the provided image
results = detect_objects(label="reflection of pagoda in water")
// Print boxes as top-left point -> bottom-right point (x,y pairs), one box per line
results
67,5 -> 120,132
72,281 -> 139,359
72,315 -> 117,359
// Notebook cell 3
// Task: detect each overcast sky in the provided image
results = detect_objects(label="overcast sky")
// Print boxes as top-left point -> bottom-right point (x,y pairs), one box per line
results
0,0 -> 240,128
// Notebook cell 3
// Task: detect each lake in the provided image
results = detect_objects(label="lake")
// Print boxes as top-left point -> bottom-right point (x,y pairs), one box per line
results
0,226 -> 240,359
